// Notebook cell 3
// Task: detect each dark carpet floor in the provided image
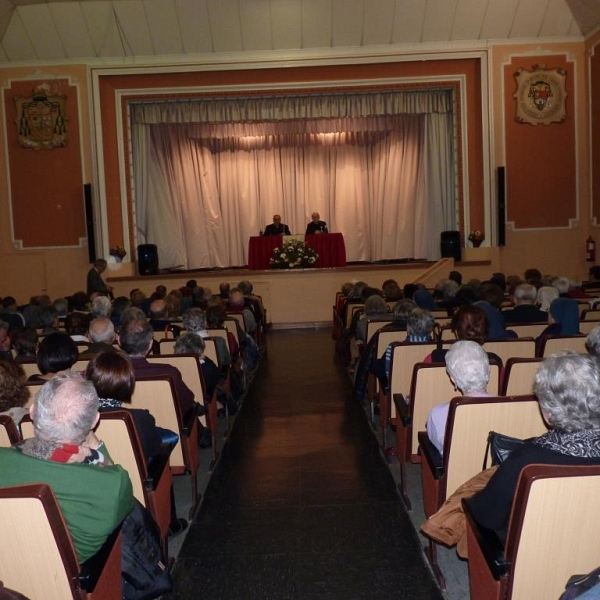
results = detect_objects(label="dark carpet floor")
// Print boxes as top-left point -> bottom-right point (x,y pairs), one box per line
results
166,329 -> 443,600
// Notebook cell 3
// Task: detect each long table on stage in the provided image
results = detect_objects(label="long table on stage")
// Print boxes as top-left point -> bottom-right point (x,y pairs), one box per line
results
248,233 -> 347,270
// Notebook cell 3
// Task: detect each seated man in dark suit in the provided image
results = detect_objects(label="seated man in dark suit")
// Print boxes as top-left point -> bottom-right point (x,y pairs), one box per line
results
263,214 -> 291,236
502,283 -> 548,324
118,319 -> 197,417
306,212 -> 328,234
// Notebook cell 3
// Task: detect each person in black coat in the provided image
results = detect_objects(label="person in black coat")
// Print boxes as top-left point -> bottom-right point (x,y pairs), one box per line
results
263,214 -> 291,236
306,212 -> 328,234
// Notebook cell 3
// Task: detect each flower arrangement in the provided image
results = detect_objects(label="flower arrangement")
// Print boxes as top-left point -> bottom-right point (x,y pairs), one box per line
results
270,239 -> 319,269
468,230 -> 484,247
109,245 -> 127,259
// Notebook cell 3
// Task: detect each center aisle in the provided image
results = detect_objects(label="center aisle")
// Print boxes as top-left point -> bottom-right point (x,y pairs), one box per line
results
167,329 -> 443,599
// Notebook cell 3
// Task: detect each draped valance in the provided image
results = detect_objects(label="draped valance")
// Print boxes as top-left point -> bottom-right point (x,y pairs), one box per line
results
130,89 -> 453,125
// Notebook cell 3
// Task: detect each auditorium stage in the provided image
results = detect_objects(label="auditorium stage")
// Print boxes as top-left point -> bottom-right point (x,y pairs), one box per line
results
107,256 -> 491,326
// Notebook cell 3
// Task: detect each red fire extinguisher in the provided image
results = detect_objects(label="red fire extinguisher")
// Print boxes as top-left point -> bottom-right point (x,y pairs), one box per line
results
587,236 -> 596,262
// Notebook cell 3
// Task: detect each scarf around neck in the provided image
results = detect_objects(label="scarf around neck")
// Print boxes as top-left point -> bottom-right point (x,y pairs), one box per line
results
534,429 -> 600,458
16,437 -> 107,465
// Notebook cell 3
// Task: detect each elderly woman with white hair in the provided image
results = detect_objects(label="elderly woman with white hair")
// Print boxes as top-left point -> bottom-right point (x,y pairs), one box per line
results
466,352 -> 600,543
426,340 -> 491,454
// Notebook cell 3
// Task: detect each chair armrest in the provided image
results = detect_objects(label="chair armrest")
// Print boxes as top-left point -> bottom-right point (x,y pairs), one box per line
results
78,526 -> 121,592
463,498 -> 510,579
393,394 -> 411,426
181,407 -> 197,436
145,444 -> 173,490
418,431 -> 444,479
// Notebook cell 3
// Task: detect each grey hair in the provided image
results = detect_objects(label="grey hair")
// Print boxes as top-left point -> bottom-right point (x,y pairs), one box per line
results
552,277 -> 571,295
53,298 -> 68,315
34,372 -> 99,445
0,321 -> 9,334
445,341 -> 490,394
534,352 -> 600,432
120,307 -> 147,326
91,296 -> 112,318
364,295 -> 388,317
586,326 -> 600,357
514,283 -> 537,303
182,308 -> 207,333
88,317 -> 115,344
174,332 -> 205,355
442,280 -> 459,299
407,308 -> 434,337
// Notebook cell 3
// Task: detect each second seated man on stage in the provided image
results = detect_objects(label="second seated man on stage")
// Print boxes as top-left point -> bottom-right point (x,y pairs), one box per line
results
263,214 -> 291,236
306,212 -> 328,235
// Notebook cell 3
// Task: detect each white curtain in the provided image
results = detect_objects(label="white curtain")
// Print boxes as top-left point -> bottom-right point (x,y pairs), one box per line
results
131,91 -> 456,269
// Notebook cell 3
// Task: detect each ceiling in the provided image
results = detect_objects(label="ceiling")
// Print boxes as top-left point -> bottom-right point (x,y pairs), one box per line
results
0,0 -> 597,64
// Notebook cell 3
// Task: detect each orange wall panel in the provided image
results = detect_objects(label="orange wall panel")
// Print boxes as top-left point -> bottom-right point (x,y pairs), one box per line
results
504,55 -> 576,229
4,79 -> 84,247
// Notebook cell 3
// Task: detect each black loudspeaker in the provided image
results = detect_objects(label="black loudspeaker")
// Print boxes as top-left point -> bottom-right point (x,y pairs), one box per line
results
83,184 -> 96,264
137,244 -> 159,275
498,166 -> 506,247
440,230 -> 461,262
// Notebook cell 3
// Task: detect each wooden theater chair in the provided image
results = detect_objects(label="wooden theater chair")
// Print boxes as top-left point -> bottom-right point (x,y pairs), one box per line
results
0,483 -> 121,600
393,363 -> 499,509
539,334 -> 587,357
464,464 -> 600,600
501,357 -> 542,396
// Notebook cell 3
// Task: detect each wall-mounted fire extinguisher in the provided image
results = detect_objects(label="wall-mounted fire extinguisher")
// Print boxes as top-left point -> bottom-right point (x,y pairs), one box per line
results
587,236 -> 596,262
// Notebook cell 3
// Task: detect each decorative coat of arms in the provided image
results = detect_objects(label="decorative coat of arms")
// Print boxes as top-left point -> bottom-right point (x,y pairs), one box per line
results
14,83 -> 67,149
513,64 -> 567,125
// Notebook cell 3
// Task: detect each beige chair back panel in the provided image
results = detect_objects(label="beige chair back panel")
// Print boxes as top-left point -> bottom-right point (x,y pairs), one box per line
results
445,398 -> 547,498
434,316 -> 452,328
226,313 -> 246,332
20,419 -> 34,439
439,328 -> 455,341
147,355 -> 206,426
410,365 -> 500,456
159,339 -> 176,354
131,380 -> 184,469
222,320 -> 240,345
95,418 -> 145,506
510,474 -> 600,600
389,343 -> 439,419
21,362 -> 40,379
366,320 -> 394,344
0,496 -> 75,599
203,338 -> 219,367
0,422 -> 15,447
482,339 -> 536,363
583,309 -> 600,320
503,360 -> 542,396
579,320 -> 600,334
504,323 -> 548,338
577,302 -> 590,316
375,330 -> 407,359
542,335 -> 587,357
206,328 -> 229,347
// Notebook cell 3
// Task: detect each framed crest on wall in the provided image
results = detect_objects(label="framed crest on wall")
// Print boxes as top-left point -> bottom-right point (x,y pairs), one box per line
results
513,64 -> 567,126
14,83 -> 67,150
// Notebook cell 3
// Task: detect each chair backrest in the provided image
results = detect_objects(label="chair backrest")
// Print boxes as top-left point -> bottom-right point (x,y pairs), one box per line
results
130,377 -> 185,469
95,411 -> 147,506
374,330 -> 407,358
443,395 -> 547,499
222,319 -> 240,345
505,464 -> 600,600
347,304 -> 365,327
158,339 -> 176,354
388,342 -> 441,419
20,362 -> 41,379
504,323 -> 548,338
206,328 -> 229,348
482,339 -> 536,363
71,359 -> 91,373
0,483 -> 84,599
501,358 -> 543,395
0,415 -> 19,447
366,319 -> 395,344
582,309 -> 600,321
203,338 -> 220,368
578,320 -> 600,335
577,301 -> 590,316
540,334 -> 587,357
226,312 -> 246,332
409,363 -> 500,457
147,354 -> 207,425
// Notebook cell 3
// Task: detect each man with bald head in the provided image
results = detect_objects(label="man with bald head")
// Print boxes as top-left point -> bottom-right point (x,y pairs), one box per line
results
502,283 -> 548,324
81,317 -> 116,357
306,212 -> 328,234
264,214 -> 291,236
149,298 -> 181,337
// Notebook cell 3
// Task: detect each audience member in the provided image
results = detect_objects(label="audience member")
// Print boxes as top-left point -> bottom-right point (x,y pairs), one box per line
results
263,214 -> 290,236
425,341 -> 491,454
0,322 -> 11,360
110,296 -> 131,328
536,285 -> 559,312
91,295 -> 112,319
0,296 -> 25,328
586,325 -> 600,356
449,270 -> 462,286
32,332 -> 78,381
0,358 -> 28,425
502,283 -> 547,324
148,299 -> 181,337
65,311 -> 91,342
82,317 -> 117,356
174,333 -> 221,401
12,326 -> 38,360
356,295 -> 389,344
183,308 -> 231,367
537,297 -> 580,343
38,306 -> 59,335
228,289 -> 256,334
413,289 -> 437,310
0,372 -> 134,563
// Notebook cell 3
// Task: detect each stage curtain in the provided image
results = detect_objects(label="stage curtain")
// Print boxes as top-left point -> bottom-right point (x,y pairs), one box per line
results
131,90 -> 456,269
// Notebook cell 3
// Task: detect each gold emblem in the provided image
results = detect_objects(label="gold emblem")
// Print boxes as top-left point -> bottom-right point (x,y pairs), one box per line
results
514,64 -> 567,125
14,83 -> 67,150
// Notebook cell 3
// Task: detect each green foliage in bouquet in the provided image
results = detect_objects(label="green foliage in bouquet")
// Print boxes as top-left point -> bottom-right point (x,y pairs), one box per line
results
270,239 -> 319,269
